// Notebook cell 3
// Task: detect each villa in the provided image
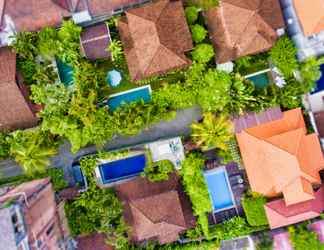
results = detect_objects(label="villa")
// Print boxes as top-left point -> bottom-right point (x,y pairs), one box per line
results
236,108 -> 324,228
280,0 -> 324,61
205,0 -> 285,64
118,0 -> 193,81
0,178 -> 69,250
115,174 -> 196,244
0,47 -> 38,131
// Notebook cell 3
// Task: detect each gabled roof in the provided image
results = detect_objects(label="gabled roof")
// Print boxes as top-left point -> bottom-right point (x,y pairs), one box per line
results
205,0 -> 284,63
0,47 -> 37,131
264,187 -> 324,229
293,0 -> 324,36
115,174 -> 195,244
80,23 -> 111,60
118,0 -> 193,81
236,108 -> 324,206
77,233 -> 113,250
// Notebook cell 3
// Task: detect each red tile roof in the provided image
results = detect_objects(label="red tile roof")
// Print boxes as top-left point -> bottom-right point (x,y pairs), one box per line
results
77,233 -> 113,250
115,174 -> 195,244
5,0 -> 69,32
264,187 -> 324,229
236,108 -> 324,206
205,0 -> 284,63
0,47 -> 37,131
118,0 -> 193,81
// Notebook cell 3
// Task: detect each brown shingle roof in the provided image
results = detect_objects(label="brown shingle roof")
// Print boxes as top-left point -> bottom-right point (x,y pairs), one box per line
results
80,23 -> 111,60
0,47 -> 37,131
115,174 -> 196,244
314,110 -> 324,138
5,0 -> 69,32
77,233 -> 114,250
205,0 -> 284,63
118,0 -> 193,81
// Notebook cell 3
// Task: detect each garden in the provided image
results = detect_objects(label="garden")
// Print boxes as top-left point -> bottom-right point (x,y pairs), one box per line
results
0,0 -> 324,249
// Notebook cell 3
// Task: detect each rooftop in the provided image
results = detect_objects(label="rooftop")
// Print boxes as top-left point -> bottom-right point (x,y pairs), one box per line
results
205,0 -> 284,63
236,108 -> 324,206
118,0 -> 193,81
115,173 -> 195,244
0,47 -> 37,131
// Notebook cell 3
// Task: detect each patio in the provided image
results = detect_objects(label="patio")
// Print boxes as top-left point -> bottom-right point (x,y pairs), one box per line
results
206,162 -> 248,225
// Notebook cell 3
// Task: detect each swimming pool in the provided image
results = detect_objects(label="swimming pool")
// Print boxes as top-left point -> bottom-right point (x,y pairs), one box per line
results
312,64 -> 324,94
98,153 -> 146,184
107,85 -> 152,111
204,167 -> 235,212
245,70 -> 271,90
56,58 -> 74,86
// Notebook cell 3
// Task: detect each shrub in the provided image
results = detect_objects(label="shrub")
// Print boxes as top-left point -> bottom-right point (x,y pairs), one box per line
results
191,24 -> 208,44
180,153 -> 212,236
46,168 -> 68,192
269,36 -> 298,78
185,6 -> 199,24
188,0 -> 219,11
241,192 -> 268,226
142,159 -> 174,182
0,132 -> 10,160
289,223 -> 324,250
191,43 -> 215,64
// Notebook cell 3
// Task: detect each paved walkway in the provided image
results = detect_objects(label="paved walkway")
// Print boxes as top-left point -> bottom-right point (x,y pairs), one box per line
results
0,106 -> 202,184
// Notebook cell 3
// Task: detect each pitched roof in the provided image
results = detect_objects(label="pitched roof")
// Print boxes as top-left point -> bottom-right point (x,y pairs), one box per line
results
80,23 -> 111,60
0,47 -> 37,131
77,233 -> 113,250
314,111 -> 324,138
4,0 -> 69,32
236,108 -> 324,206
205,0 -> 284,63
293,0 -> 324,36
264,187 -> 324,229
118,0 -> 193,81
115,174 -> 195,244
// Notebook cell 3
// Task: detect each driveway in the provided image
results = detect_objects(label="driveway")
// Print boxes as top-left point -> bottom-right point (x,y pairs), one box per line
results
0,106 -> 202,184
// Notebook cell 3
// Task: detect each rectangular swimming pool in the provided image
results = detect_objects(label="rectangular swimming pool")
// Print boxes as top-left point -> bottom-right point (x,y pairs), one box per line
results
98,153 -> 146,184
312,64 -> 324,94
204,167 -> 235,212
245,69 -> 271,90
107,85 -> 152,111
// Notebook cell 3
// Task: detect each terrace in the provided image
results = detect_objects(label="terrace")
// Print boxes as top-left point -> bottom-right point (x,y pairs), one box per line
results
204,162 -> 247,225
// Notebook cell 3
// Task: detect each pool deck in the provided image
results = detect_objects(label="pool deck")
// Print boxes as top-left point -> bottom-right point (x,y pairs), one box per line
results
206,162 -> 247,225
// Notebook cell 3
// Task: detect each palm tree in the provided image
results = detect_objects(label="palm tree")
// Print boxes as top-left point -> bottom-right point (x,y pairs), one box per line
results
191,112 -> 233,151
9,130 -> 58,175
108,40 -> 123,62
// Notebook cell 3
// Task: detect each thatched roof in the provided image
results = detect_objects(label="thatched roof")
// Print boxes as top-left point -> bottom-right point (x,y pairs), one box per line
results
118,0 -> 193,81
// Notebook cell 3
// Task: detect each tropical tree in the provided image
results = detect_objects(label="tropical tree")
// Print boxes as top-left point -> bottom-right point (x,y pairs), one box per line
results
191,43 -> 215,64
108,39 -> 124,62
190,24 -> 208,44
191,112 -> 233,151
142,159 -> 174,182
185,6 -> 199,24
8,130 -> 58,175
0,132 -> 10,160
300,57 -> 324,90
269,36 -> 298,78
11,31 -> 38,60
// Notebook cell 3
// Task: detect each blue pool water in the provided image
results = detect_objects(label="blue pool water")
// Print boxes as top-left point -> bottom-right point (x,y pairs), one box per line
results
204,168 -> 235,211
99,154 -> 146,184
107,86 -> 151,111
246,72 -> 270,90
56,59 -> 74,86
312,64 -> 324,94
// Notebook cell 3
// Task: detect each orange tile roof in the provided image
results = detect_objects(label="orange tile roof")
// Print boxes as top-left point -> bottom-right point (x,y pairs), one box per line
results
236,108 -> 324,206
293,0 -> 324,36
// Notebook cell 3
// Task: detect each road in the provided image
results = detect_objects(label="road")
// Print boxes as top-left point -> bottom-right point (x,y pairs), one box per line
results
0,106 -> 202,183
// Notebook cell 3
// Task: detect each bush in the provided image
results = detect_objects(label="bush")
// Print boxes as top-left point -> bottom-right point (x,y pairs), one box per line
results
191,44 -> 215,64
241,193 -> 268,226
188,0 -> 219,11
289,223 -> 324,250
185,6 -> 199,24
142,159 -> 174,182
46,168 -> 68,192
270,36 -> 298,78
180,153 -> 212,236
0,132 -> 10,160
190,24 -> 208,44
